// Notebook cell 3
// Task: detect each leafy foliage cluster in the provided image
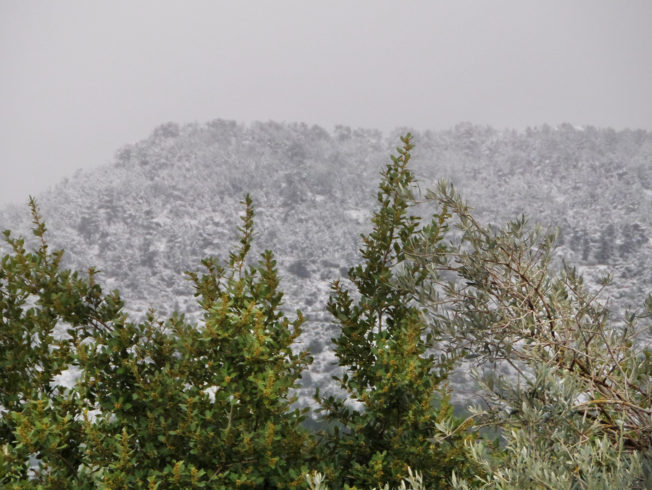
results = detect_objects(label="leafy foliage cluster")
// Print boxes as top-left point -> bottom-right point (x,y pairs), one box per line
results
407,183 -> 652,488
316,136 -> 473,488
1,196 -> 313,487
2,135 -> 652,488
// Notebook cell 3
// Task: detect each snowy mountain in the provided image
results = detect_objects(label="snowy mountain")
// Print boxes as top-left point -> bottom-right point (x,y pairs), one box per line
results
2,119 -> 651,405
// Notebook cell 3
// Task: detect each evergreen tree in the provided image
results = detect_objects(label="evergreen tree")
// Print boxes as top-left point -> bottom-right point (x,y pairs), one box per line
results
316,134 -> 473,488
0,199 -> 124,485
1,197 -> 315,488
6,133 -> 650,488
74,195 -> 314,487
596,223 -> 615,264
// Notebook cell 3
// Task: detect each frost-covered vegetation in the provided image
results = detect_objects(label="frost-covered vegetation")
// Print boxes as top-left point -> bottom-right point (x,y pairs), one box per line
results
1,120 -> 650,410
1,131 -> 652,488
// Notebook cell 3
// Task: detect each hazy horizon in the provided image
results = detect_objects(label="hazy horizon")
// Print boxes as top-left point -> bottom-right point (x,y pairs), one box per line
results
2,0 -> 651,207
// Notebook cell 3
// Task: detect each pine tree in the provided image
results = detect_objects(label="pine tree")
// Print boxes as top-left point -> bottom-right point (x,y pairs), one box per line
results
316,134 -> 473,488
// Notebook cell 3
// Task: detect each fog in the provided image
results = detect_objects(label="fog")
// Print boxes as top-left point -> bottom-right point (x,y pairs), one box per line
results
2,0 -> 651,207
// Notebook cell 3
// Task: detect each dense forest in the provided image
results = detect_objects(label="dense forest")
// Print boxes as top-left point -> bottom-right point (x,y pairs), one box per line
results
1,124 -> 651,487
1,120 -> 650,408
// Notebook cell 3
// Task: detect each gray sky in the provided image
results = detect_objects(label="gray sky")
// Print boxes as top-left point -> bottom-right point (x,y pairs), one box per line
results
2,0 -> 651,207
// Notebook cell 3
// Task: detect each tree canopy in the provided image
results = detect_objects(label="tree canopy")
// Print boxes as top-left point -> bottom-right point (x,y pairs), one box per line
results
1,135 -> 651,488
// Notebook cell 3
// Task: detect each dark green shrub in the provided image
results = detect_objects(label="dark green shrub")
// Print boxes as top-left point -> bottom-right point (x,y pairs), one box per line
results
316,135 -> 476,488
1,197 -> 314,488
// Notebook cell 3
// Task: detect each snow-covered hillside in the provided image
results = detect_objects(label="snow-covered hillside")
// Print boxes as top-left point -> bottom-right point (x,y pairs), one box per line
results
2,120 -> 651,405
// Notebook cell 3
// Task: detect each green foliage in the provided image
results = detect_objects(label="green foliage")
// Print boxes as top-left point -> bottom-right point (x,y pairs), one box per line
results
5,134 -> 649,488
409,182 -> 652,488
316,134 -> 475,488
0,198 -> 123,484
447,366 -> 648,489
306,466 -> 425,490
1,196 -> 313,487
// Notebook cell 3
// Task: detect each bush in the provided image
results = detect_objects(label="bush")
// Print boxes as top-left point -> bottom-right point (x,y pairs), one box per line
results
1,197 -> 314,487
404,182 -> 652,488
3,135 -> 650,488
315,134 -> 477,488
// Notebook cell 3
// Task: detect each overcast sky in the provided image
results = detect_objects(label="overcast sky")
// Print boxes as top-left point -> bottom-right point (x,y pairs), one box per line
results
1,0 -> 651,207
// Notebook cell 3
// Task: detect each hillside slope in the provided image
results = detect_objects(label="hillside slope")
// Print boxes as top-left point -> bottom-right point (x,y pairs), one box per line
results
2,120 -> 651,403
